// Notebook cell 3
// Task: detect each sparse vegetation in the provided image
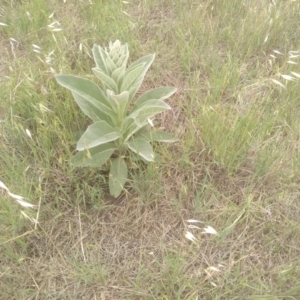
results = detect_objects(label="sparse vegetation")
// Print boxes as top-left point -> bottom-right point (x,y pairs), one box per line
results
1,0 -> 300,299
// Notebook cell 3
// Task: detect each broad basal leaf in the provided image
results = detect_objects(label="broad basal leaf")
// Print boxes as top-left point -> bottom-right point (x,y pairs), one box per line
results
138,130 -> 178,143
123,100 -> 171,137
70,143 -> 116,167
126,138 -> 154,162
133,124 -> 152,137
76,120 -> 121,151
56,75 -> 116,123
130,99 -> 171,115
134,86 -> 177,109
134,106 -> 170,128
72,91 -> 114,125
109,157 -> 128,198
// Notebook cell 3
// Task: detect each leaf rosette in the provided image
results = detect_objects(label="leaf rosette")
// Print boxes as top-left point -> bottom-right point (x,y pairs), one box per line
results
56,40 -> 178,197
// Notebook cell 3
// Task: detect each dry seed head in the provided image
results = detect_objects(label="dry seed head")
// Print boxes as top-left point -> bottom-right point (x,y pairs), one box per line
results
0,180 -> 36,208
202,226 -> 218,235
188,225 -> 201,229
122,11 -> 131,17
271,79 -> 286,88
25,129 -> 32,139
185,231 -> 197,242
148,118 -> 154,127
281,74 -> 295,81
21,211 -> 38,224
186,219 -> 203,223
291,71 -> 300,78
264,34 -> 269,43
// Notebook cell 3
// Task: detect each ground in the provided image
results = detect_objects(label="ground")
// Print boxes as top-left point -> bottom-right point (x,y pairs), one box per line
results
1,0 -> 300,299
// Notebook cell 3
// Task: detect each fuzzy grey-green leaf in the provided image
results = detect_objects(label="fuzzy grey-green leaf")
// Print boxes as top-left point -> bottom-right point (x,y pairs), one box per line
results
134,86 -> 177,109
126,138 -> 154,162
123,100 -> 171,138
121,63 -> 145,94
109,157 -> 128,198
70,143 -> 116,167
71,91 -> 113,124
92,45 -> 108,74
55,75 -> 116,123
76,121 -> 121,151
138,130 -> 178,143
92,68 -> 119,93
123,54 -> 155,100
107,90 -> 129,118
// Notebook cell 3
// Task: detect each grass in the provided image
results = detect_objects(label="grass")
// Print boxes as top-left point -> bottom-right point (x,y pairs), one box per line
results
1,0 -> 300,299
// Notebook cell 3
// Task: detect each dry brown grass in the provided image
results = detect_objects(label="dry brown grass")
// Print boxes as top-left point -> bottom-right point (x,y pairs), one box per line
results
1,0 -> 300,299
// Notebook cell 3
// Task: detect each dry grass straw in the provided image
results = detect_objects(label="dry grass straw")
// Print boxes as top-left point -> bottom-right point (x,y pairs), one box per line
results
1,0 -> 300,299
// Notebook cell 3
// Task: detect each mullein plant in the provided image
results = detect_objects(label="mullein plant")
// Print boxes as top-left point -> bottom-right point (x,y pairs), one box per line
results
56,40 -> 178,197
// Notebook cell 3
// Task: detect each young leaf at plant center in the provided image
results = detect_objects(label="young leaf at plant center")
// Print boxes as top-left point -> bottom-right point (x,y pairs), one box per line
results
109,157 -> 128,197
105,55 -> 117,75
76,120 -> 121,151
93,45 -> 108,73
121,63 -> 145,92
92,68 -> 119,93
108,40 -> 129,68
111,65 -> 126,88
106,90 -> 129,120
122,54 -> 155,100
126,138 -> 154,162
